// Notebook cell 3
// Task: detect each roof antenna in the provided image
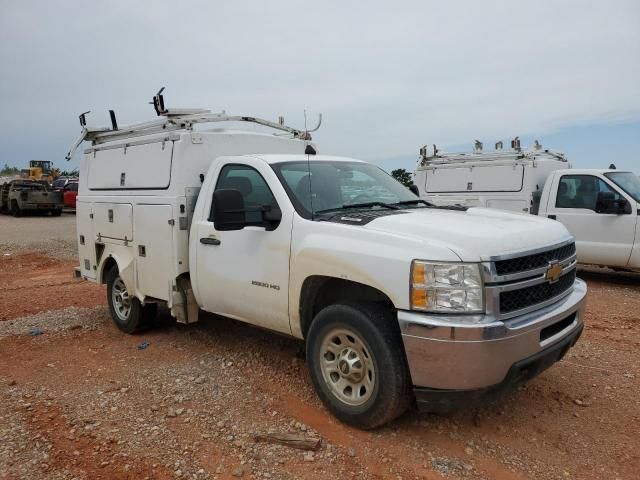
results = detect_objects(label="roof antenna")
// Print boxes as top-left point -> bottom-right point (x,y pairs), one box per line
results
609,163 -> 617,170
304,110 -> 315,220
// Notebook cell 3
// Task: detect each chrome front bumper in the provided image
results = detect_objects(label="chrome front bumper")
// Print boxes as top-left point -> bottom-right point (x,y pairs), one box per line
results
398,278 -> 587,392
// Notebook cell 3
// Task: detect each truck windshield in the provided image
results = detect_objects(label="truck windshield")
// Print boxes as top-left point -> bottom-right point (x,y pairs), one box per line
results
605,172 -> 640,203
271,161 -> 419,218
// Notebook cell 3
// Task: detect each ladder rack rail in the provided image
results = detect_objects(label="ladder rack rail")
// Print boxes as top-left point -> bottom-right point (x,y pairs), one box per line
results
418,149 -> 567,167
66,111 -> 322,161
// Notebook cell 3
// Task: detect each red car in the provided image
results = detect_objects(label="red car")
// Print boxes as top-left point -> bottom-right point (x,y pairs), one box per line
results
63,180 -> 78,209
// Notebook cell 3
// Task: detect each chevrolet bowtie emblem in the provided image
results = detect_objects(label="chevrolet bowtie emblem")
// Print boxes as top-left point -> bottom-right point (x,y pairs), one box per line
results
545,261 -> 563,283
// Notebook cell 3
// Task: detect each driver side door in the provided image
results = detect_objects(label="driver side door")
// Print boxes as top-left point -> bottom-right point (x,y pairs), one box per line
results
547,174 -> 636,267
194,161 -> 294,334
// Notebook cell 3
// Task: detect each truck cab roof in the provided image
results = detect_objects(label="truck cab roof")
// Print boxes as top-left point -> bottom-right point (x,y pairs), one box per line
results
249,154 -> 366,165
555,168 -> 632,175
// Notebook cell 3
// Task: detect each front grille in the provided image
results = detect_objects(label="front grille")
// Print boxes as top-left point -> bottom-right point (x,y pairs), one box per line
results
500,270 -> 576,314
495,243 -> 576,276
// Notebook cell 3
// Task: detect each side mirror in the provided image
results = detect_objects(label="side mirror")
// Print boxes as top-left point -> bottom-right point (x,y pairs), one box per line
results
262,206 -> 282,230
595,191 -> 630,214
619,197 -> 631,214
213,189 -> 246,231
212,188 -> 282,231
409,184 -> 420,197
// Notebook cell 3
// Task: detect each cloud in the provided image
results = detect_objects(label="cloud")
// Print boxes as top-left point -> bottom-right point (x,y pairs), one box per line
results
0,0 -> 638,168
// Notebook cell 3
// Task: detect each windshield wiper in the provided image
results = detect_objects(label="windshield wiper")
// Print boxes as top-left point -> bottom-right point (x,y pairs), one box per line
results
315,202 -> 400,215
394,199 -> 434,207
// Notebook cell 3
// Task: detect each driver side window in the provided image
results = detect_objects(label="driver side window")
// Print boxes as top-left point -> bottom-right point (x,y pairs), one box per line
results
209,164 -> 279,223
556,175 -> 619,210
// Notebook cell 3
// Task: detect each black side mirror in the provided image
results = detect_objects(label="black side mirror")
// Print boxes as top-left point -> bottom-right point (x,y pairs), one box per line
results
263,206 -> 282,230
595,191 -> 630,214
619,197 -> 631,214
213,189 -> 246,231
213,188 -> 282,231
409,184 -> 420,197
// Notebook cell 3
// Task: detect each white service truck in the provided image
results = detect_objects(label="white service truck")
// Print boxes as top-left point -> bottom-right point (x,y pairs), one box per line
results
415,140 -> 640,272
68,95 -> 586,428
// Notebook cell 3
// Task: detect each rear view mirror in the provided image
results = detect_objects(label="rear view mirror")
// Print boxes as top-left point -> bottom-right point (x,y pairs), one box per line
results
595,191 -> 630,214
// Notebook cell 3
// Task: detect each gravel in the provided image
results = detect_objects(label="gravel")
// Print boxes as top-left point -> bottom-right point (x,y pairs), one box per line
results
0,306 -> 107,337
0,213 -> 78,259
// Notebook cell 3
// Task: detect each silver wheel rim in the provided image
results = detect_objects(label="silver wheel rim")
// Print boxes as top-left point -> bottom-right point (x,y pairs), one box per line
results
319,328 -> 375,407
112,277 -> 131,321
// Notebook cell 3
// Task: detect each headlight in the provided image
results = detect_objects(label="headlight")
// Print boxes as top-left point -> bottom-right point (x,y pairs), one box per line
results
411,261 -> 484,313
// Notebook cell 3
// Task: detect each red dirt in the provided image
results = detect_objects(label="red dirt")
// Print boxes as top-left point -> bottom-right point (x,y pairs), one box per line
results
0,253 -> 105,320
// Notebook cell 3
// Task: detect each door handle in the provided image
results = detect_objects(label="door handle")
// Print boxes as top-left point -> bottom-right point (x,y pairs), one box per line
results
548,214 -> 556,220
200,237 -> 221,246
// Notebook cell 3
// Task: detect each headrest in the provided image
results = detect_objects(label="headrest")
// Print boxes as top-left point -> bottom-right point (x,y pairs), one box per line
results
221,176 -> 252,195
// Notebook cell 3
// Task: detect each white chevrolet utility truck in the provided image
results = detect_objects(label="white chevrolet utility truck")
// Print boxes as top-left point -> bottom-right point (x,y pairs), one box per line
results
415,140 -> 640,272
67,92 -> 586,429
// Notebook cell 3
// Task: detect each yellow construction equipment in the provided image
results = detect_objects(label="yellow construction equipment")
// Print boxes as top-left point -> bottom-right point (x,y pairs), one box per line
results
20,161 -> 60,183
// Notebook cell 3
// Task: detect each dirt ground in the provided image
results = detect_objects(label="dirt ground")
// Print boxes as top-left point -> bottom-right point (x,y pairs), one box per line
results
1,216 -> 639,480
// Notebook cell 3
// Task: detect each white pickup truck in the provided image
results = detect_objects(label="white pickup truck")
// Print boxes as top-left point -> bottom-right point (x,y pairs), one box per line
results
68,97 -> 586,428
415,141 -> 640,272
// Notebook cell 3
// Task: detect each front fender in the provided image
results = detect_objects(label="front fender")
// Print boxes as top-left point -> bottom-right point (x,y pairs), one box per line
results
288,216 -> 460,338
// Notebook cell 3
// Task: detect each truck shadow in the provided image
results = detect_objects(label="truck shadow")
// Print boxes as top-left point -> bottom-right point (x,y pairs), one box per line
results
577,266 -> 640,286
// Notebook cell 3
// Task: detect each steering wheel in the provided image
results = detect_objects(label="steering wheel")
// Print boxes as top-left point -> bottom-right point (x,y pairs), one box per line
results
349,194 -> 372,204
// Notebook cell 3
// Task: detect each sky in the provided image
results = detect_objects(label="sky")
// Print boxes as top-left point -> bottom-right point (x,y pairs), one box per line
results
1,0 -> 639,173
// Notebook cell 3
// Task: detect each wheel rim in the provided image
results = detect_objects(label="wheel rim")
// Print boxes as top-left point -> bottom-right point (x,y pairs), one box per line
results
319,328 -> 376,407
112,277 -> 131,321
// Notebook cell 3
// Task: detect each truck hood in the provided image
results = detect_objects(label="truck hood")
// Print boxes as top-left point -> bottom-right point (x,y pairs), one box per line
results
364,207 -> 572,262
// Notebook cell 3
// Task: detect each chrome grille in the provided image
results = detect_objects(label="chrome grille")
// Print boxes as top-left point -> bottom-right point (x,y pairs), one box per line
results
494,243 -> 576,276
485,240 -> 578,319
499,270 -> 576,314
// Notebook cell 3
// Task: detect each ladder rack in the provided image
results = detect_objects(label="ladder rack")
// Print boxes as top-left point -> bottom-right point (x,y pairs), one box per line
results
66,89 -> 322,160
417,148 -> 567,168
66,111 -> 322,161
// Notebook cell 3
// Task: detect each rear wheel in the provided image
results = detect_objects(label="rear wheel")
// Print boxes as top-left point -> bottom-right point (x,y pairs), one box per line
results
306,302 -> 411,429
51,209 -> 62,217
106,267 -> 156,334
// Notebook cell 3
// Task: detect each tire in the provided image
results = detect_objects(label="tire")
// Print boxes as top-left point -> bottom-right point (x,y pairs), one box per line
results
11,201 -> 21,217
106,267 -> 157,334
306,302 -> 411,429
51,209 -> 62,217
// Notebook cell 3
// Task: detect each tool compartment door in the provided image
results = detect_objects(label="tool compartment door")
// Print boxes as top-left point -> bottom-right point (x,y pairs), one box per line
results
92,203 -> 133,241
134,204 -> 174,301
426,164 -> 525,193
76,201 -> 97,279
87,141 -> 173,190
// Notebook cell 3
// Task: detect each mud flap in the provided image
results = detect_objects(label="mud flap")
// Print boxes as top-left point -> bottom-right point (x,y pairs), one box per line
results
171,277 -> 199,324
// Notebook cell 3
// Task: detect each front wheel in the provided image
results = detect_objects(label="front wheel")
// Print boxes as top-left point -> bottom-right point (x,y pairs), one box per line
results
106,267 -> 156,334
306,302 -> 411,429
11,201 -> 21,217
